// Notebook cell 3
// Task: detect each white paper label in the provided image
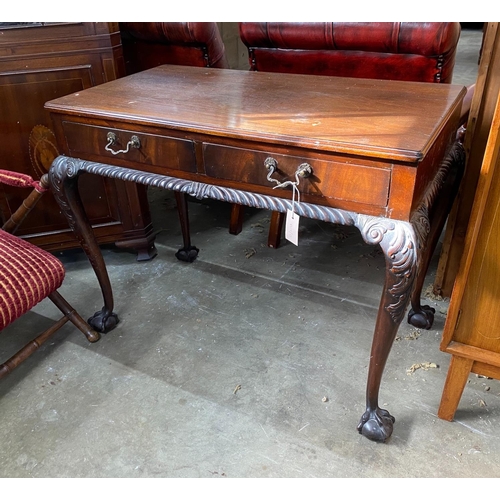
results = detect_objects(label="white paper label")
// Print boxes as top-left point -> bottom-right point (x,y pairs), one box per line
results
285,209 -> 300,246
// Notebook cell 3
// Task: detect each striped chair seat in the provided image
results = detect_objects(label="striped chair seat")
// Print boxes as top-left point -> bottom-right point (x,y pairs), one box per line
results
0,229 -> 65,331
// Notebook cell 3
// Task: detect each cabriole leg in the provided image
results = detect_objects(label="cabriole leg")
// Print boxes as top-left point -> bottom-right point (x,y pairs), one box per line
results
49,156 -> 118,333
356,217 -> 418,442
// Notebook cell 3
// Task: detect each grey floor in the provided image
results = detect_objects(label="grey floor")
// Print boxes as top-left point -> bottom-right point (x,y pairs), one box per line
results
2,28 -> 498,479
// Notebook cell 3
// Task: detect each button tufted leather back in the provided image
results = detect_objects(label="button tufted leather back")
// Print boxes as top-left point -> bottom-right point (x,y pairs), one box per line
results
120,22 -> 229,74
239,22 -> 461,83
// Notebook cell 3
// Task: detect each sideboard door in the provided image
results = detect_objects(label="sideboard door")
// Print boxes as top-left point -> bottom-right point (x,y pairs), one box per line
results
0,22 -> 155,259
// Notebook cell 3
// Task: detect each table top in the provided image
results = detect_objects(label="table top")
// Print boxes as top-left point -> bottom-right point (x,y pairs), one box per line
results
45,65 -> 466,163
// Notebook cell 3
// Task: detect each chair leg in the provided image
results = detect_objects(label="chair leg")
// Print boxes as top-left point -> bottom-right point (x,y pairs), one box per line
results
1,174 -> 48,233
48,290 -> 101,343
0,290 -> 101,380
268,211 -> 285,248
0,316 -> 69,380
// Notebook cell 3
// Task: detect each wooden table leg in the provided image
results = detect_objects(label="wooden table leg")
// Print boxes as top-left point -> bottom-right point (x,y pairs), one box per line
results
356,142 -> 465,441
48,157 -> 461,441
356,216 -> 418,441
407,142 -> 465,329
49,156 -> 118,333
229,203 -> 244,235
268,210 -> 285,249
174,191 -> 199,263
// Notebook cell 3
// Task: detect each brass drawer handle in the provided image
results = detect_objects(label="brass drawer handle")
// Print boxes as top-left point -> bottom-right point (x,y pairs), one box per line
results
264,157 -> 312,190
105,132 -> 141,155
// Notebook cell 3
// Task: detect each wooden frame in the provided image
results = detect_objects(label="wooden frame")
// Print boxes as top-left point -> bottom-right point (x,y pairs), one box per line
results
435,22 -> 500,296
438,88 -> 500,421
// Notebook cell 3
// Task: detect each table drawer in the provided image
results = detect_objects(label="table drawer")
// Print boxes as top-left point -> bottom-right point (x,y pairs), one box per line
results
62,121 -> 197,173
203,143 -> 391,207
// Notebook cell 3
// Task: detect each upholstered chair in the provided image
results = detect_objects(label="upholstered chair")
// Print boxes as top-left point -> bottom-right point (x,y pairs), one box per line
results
0,170 -> 100,379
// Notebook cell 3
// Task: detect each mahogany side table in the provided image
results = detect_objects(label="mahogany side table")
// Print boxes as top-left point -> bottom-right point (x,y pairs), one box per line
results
45,66 -> 466,442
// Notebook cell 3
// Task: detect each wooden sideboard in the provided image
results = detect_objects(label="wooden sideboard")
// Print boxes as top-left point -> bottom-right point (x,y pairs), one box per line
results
438,90 -> 500,421
0,22 -> 156,260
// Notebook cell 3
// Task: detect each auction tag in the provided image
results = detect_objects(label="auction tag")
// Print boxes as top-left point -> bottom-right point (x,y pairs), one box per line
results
285,209 -> 300,246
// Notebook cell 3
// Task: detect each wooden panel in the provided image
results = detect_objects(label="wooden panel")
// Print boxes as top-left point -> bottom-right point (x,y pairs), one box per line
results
438,83 -> 500,420
0,23 -> 116,57
0,22 -> 154,255
445,342 -> 500,368
450,99 -> 500,353
472,361 -> 500,379
62,121 -> 197,173
0,66 -> 113,237
0,67 -> 94,174
441,90 -> 500,354
203,143 -> 391,207
435,23 -> 500,297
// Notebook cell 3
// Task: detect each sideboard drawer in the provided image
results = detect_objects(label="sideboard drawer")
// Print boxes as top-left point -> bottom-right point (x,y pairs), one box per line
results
62,121 -> 197,173
203,143 -> 391,207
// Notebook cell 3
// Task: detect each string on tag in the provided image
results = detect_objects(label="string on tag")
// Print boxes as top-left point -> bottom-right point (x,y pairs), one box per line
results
266,160 -> 311,247
291,183 -> 301,216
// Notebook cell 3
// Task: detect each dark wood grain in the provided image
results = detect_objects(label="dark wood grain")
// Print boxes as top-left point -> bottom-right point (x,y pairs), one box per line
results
0,22 -> 154,258
47,65 -> 465,222
46,65 -> 465,162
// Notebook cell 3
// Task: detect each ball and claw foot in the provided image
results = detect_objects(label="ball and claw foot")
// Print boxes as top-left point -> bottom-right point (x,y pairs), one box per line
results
407,305 -> 435,329
88,308 -> 119,333
175,245 -> 199,263
357,407 -> 396,442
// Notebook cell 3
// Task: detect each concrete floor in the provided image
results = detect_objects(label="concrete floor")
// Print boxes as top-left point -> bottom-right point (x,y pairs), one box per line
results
2,28 -> 498,479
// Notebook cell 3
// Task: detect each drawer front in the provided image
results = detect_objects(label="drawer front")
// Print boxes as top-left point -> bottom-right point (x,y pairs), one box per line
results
203,143 -> 391,207
62,121 -> 197,173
